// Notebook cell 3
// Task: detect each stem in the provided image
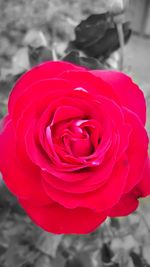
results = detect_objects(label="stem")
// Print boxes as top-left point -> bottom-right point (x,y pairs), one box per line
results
117,22 -> 124,71
52,43 -> 58,61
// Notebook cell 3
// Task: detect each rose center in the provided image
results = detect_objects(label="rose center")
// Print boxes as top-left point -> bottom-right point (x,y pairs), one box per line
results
63,120 -> 93,157
47,118 -> 101,161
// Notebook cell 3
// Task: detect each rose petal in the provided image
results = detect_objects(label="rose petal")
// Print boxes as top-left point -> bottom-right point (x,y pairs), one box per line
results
42,155 -> 129,211
0,118 -> 51,205
135,156 -> 150,197
123,108 -> 149,193
59,70 -> 120,104
41,128 -> 118,188
11,79 -> 75,126
92,70 -> 146,125
51,105 -> 84,125
9,61 -> 84,115
109,192 -> 139,217
19,199 -> 107,234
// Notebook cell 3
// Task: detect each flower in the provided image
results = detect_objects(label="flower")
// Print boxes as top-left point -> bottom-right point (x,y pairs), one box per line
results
0,61 -> 150,234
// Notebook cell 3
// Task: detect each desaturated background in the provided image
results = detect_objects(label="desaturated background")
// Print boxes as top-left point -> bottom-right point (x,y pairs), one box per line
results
0,0 -> 150,267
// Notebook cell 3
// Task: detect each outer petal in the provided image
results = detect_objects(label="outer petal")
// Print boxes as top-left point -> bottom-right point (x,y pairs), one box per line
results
11,79 -> 76,126
19,199 -> 107,234
123,108 -> 149,193
92,70 -> 146,125
109,192 -> 139,217
135,156 -> 150,197
59,70 -> 120,104
0,117 -> 51,205
8,61 -> 84,115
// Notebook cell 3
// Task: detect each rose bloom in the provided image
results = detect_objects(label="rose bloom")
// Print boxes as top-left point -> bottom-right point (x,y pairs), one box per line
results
0,61 -> 150,234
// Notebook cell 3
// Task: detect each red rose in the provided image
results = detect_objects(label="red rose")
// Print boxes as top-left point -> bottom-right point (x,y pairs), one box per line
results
0,61 -> 150,234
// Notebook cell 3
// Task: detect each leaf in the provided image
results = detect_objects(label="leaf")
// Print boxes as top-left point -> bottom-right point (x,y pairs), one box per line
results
63,50 -> 104,70
28,46 -> 53,67
21,263 -> 34,267
23,29 -> 53,66
0,104 -> 7,118
0,76 -> 17,94
0,180 -> 15,206
0,202 -> 10,224
143,246 -> 150,265
0,68 -> 14,81
53,250 -> 66,267
130,251 -> 146,267
12,48 -> 30,75
110,218 -> 120,229
4,238 -> 26,267
123,235 -> 138,251
23,30 -> 48,48
35,255 -> 52,267
77,251 -> 97,267
111,238 -> 123,253
0,245 -> 6,257
65,257 -> 85,267
0,180 -> 25,217
36,232 -> 63,258
101,243 -> 114,263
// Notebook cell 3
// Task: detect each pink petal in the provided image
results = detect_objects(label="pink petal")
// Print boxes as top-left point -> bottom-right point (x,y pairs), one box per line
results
11,79 -> 75,126
92,70 -> 146,125
135,156 -> 150,197
51,105 -> 84,125
41,127 -> 118,189
123,108 -> 149,193
109,192 -> 139,217
42,155 -> 129,211
9,61 -> 84,115
0,118 -> 51,205
59,70 -> 120,104
19,199 -> 107,234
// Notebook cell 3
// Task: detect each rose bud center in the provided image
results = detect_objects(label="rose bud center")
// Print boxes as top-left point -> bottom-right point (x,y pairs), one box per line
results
46,117 -> 101,162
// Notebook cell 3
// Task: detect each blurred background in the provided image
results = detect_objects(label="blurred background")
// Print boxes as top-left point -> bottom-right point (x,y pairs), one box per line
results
0,0 -> 150,266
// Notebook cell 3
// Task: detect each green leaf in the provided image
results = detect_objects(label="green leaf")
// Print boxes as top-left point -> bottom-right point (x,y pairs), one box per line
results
35,232 -> 63,258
